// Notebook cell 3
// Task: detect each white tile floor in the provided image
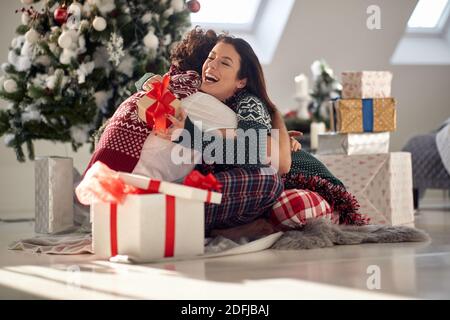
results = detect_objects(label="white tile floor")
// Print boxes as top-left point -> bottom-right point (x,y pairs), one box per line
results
1,201 -> 450,299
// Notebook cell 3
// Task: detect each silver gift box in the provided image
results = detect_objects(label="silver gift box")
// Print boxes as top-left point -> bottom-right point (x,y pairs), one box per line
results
317,132 -> 390,155
35,157 -> 74,234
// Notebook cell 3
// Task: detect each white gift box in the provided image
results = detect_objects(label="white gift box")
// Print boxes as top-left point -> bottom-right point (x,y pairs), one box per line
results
341,71 -> 392,99
315,152 -> 414,226
35,157 -> 74,234
317,132 -> 390,155
92,172 -> 222,263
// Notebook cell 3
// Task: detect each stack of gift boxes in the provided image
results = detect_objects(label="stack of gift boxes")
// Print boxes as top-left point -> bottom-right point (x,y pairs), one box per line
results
321,71 -> 395,155
316,71 -> 415,226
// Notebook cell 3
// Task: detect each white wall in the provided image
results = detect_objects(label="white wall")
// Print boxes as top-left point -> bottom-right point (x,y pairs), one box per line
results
1,0 -> 450,216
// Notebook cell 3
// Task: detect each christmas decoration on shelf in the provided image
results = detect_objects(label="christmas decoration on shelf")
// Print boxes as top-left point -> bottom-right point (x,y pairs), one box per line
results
0,0 -> 192,162
308,59 -> 342,124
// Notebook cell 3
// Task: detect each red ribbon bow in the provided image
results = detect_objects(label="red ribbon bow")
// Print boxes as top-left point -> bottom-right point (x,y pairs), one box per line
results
143,74 -> 177,131
183,170 -> 222,192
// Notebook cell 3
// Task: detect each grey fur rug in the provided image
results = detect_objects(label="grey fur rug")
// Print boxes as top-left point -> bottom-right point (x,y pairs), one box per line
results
271,219 -> 431,250
9,219 -> 431,257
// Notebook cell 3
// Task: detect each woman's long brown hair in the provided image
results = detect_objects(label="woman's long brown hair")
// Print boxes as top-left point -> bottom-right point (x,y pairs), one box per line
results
218,35 -> 277,115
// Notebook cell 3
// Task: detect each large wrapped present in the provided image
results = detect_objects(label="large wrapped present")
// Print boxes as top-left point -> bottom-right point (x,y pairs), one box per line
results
341,71 -> 392,99
315,152 -> 414,226
35,157 -> 74,234
330,98 -> 396,133
136,74 -> 181,131
317,132 -> 390,155
87,165 -> 222,262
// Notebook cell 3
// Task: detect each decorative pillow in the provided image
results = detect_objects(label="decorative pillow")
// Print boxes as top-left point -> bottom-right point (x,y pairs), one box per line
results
269,189 -> 337,231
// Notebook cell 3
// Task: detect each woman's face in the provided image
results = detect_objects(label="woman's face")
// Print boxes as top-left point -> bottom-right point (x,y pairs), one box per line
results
200,42 -> 247,102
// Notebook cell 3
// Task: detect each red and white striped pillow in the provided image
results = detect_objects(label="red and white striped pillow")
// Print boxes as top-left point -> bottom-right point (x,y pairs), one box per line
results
269,189 -> 338,231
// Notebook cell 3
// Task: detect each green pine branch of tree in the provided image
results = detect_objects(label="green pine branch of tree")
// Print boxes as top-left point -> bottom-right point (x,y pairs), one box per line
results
0,0 -> 191,162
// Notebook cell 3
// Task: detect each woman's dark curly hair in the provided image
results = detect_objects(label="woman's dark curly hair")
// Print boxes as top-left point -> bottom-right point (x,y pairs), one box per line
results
170,26 -> 218,74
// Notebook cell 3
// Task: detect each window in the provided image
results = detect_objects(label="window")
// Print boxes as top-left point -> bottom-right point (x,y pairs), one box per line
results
190,0 -> 262,31
407,0 -> 450,33
391,0 -> 450,64
188,0 -> 295,64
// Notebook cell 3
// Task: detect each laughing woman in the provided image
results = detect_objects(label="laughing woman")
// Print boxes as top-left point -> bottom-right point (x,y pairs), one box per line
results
159,34 -> 368,239
83,28 -> 284,239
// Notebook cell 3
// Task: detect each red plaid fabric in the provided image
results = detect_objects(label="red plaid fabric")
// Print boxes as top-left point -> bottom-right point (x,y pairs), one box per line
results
269,189 -> 338,231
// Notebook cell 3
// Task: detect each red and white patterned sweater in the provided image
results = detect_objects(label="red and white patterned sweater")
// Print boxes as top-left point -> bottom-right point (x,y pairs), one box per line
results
83,67 -> 201,175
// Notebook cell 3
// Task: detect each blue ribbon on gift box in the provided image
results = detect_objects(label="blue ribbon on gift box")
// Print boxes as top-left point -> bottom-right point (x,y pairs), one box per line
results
362,99 -> 374,132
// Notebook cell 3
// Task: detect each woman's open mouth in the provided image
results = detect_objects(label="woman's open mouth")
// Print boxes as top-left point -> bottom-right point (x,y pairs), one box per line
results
204,73 -> 219,83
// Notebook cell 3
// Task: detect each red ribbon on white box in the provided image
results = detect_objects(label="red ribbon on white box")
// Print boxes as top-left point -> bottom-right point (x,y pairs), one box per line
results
110,203 -> 118,257
118,172 -> 222,205
109,194 -> 176,258
107,172 -> 221,258
78,162 -> 222,258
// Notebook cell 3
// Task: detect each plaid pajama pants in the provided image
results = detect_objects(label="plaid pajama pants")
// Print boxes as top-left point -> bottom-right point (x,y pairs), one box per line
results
204,167 -> 283,235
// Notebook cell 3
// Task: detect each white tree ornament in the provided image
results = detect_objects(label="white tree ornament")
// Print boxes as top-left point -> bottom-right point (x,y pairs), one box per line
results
92,16 -> 107,31
143,31 -> 159,50
163,34 -> 172,46
67,2 -> 82,30
76,61 -> 95,84
106,32 -> 125,66
3,79 -> 18,93
25,29 -> 39,44
58,32 -> 73,49
59,49 -> 76,65
171,0 -> 185,12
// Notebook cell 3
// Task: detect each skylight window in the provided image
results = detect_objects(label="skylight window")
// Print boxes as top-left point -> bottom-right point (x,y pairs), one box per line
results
407,0 -> 449,29
190,0 -> 261,27
187,0 -> 295,65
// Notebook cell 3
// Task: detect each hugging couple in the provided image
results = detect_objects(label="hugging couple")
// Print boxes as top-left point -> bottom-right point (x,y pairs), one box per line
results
80,27 -> 368,241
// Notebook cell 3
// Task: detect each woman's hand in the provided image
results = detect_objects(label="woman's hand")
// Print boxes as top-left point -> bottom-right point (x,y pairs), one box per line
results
288,130 -> 302,152
155,108 -> 188,141
270,110 -> 292,174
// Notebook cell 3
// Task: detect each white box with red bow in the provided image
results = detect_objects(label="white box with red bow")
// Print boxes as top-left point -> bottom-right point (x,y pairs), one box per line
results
91,171 -> 222,263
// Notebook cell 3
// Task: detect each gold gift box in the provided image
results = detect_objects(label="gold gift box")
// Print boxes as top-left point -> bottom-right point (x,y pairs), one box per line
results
331,98 -> 396,133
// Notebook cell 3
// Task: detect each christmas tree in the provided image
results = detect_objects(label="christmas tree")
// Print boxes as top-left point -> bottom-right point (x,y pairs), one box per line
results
0,0 -> 192,161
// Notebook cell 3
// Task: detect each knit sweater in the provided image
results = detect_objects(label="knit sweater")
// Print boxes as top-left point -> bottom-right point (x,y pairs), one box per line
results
84,66 -> 200,174
175,89 -> 272,171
